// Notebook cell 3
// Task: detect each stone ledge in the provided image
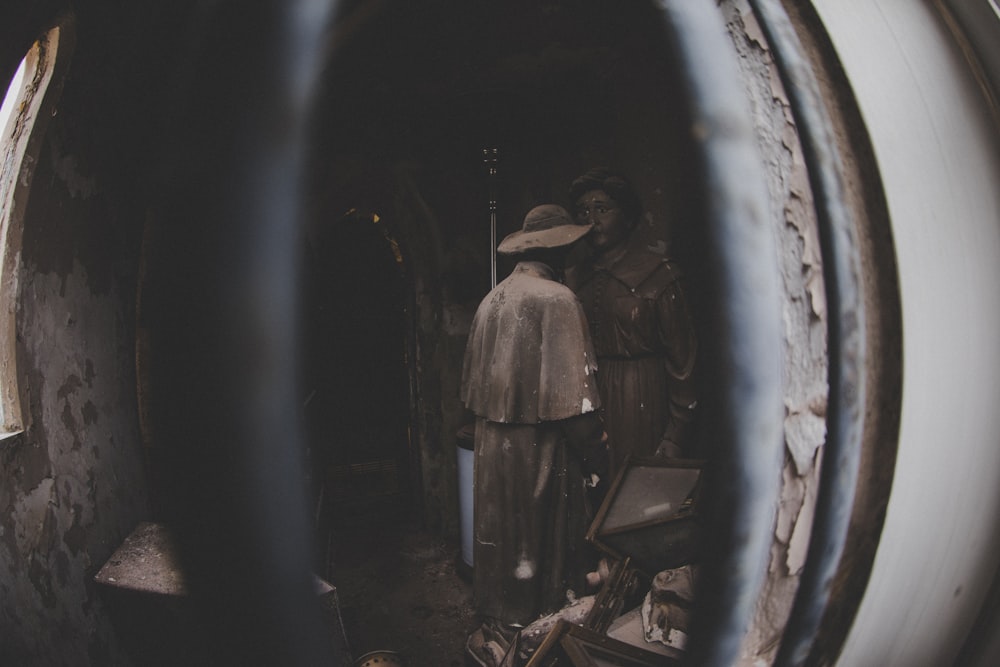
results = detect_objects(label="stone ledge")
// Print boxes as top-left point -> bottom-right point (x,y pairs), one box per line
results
95,521 -> 186,596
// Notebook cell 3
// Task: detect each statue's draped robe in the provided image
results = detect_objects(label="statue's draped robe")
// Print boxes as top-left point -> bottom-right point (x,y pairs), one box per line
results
461,261 -> 603,625
568,240 -> 698,477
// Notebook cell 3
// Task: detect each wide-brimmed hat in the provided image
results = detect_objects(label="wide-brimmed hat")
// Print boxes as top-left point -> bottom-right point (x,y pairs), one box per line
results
496,204 -> 592,255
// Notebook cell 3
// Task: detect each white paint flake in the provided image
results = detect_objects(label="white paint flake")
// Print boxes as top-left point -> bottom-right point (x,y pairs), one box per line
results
514,558 -> 536,580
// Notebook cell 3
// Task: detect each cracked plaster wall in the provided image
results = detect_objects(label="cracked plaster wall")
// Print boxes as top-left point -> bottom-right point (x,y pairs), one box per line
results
719,1 -> 830,664
0,12 -> 150,663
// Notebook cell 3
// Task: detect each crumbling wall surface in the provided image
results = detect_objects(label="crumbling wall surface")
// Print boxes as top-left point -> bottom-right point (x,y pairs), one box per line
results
390,164 -> 467,538
0,9 -> 150,664
718,1 -> 830,664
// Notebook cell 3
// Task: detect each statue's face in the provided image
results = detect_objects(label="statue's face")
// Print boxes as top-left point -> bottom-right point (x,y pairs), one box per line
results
575,189 -> 629,252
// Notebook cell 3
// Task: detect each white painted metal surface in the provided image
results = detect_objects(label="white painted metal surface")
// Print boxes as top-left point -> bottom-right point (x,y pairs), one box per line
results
810,2 -> 1000,665
458,441 -> 474,568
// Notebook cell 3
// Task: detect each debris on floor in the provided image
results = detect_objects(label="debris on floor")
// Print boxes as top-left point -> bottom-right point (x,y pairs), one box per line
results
329,519 -> 477,667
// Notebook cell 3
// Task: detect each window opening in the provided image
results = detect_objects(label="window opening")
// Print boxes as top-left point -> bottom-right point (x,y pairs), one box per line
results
0,59 -> 26,140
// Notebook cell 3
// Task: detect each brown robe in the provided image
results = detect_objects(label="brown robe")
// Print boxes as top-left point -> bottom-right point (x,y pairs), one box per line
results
568,240 -> 698,477
461,261 -> 604,625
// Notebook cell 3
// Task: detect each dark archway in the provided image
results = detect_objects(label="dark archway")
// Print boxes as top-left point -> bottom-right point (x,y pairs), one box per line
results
303,208 -> 413,547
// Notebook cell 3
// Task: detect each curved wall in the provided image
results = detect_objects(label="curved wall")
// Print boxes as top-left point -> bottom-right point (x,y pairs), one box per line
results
0,7 -> 156,663
809,2 -> 1000,665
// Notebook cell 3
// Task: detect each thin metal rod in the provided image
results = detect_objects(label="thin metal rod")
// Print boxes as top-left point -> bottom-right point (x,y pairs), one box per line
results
745,1 -> 868,665
484,147 -> 498,288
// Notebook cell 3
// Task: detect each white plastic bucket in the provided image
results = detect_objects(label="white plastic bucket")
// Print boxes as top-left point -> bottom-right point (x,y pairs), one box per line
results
457,427 -> 475,569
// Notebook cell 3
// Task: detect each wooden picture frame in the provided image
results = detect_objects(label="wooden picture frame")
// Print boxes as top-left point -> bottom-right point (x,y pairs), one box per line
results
524,619 -> 679,666
586,457 -> 705,577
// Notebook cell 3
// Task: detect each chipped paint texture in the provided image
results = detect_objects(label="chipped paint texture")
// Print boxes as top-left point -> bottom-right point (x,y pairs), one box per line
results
720,2 -> 830,664
396,190 -> 464,537
1,257 -> 148,664
49,147 -> 97,200
1,56 -> 151,654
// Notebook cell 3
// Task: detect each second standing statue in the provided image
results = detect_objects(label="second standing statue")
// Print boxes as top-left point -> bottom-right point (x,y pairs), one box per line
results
567,168 -> 699,478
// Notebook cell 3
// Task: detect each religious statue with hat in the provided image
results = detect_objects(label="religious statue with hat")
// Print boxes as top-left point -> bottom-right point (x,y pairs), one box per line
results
461,204 -> 609,664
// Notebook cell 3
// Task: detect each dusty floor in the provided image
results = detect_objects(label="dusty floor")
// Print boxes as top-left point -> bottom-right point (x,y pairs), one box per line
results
328,516 -> 477,667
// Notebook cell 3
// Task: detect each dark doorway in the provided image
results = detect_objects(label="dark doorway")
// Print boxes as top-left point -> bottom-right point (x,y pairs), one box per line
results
303,208 -> 414,546
302,209 -> 478,664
